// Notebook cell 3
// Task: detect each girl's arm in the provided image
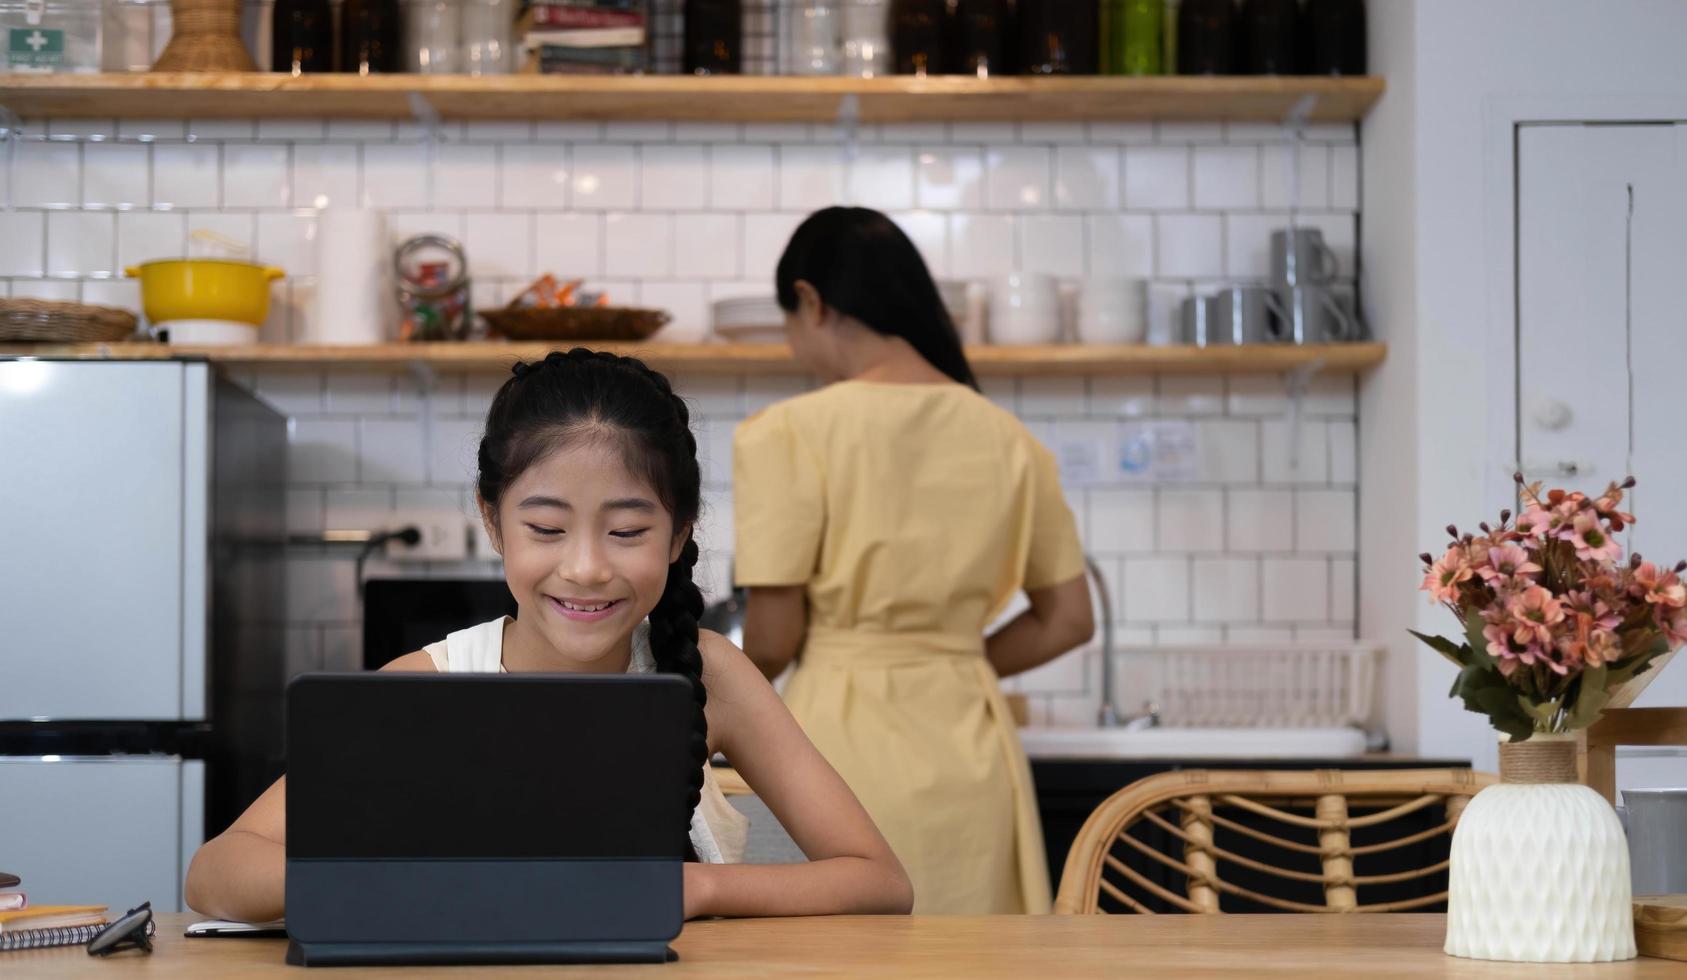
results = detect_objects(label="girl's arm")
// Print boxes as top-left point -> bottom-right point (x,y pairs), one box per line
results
984,574 -> 1094,679
183,650 -> 439,922
691,630 -> 914,918
183,775 -> 287,922
741,585 -> 807,680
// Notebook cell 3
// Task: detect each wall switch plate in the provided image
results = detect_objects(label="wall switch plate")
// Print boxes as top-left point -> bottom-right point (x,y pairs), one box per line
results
1054,420 -> 1199,486
386,511 -> 471,562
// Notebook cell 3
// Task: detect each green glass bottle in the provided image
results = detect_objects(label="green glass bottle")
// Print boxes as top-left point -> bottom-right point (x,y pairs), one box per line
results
1103,0 -> 1165,76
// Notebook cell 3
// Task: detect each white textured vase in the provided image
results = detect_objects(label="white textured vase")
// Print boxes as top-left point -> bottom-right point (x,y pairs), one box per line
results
1444,733 -> 1636,963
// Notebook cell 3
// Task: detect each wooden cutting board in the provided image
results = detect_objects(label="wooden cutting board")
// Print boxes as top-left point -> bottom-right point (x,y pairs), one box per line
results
1635,895 -> 1687,961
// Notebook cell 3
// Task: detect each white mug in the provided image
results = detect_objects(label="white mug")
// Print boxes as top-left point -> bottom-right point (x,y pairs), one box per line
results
1077,278 -> 1147,345
988,273 -> 1060,345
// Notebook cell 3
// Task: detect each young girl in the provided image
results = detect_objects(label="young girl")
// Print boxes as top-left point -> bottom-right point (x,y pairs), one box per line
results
186,348 -> 913,923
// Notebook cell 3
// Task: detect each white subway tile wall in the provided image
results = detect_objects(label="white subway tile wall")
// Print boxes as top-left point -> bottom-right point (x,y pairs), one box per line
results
10,116 -> 1360,716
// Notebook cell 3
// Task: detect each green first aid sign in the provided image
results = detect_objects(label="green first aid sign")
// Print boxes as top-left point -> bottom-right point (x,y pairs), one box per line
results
9,27 -> 64,69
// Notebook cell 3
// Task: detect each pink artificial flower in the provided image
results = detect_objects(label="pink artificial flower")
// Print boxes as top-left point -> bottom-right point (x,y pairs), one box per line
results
1593,488 -> 1636,531
1516,504 -> 1557,539
1585,630 -> 1622,669
1508,585 -> 1567,648
1633,562 -> 1687,609
1478,544 -> 1542,587
1569,512 -> 1623,564
1482,620 -> 1512,660
1658,605 -> 1687,649
1422,545 -> 1474,603
1482,620 -> 1538,677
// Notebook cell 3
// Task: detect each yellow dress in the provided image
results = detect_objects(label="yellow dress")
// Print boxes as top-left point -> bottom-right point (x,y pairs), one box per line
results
732,380 -> 1084,914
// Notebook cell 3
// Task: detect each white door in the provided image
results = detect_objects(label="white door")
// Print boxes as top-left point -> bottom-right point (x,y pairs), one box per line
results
0,361 -> 192,720
1517,123 -> 1687,789
0,757 -> 203,913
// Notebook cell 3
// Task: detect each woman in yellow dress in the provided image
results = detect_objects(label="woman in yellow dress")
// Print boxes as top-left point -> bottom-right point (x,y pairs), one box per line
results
732,207 -> 1095,914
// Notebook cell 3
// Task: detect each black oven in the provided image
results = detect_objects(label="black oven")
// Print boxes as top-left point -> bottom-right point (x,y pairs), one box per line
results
361,579 -> 517,671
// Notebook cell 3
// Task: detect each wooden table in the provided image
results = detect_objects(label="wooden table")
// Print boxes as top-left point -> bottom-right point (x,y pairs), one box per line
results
9,913 -> 1679,978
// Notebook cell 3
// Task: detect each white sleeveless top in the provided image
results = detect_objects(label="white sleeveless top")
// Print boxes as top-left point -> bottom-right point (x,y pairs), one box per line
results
423,617 -> 749,864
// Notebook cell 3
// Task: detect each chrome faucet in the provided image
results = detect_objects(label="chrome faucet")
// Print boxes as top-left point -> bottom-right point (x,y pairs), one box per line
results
1087,555 -> 1122,728
1086,555 -> 1159,731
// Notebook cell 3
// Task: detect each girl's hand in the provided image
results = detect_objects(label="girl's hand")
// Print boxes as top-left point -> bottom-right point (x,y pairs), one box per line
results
683,861 -> 715,920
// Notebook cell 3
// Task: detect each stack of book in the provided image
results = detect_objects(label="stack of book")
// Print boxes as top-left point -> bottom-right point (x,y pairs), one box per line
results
518,1 -> 649,75
0,885 -> 108,952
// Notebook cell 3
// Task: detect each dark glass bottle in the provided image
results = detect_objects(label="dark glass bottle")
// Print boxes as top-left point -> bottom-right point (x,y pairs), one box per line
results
1303,0 -> 1365,75
272,0 -> 333,74
947,0 -> 1015,77
1177,0 -> 1236,76
684,0 -> 742,75
892,0 -> 947,76
1239,0 -> 1297,75
1019,0 -> 1098,75
339,0 -> 402,74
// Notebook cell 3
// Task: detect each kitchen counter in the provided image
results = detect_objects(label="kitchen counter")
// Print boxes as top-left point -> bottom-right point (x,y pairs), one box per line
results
12,913 -> 1677,977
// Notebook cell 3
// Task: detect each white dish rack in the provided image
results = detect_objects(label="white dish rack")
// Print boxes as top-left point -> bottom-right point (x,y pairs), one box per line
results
1129,644 -> 1382,729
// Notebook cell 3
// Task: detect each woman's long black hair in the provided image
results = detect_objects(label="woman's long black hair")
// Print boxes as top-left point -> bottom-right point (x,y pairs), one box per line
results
775,206 -> 978,389
477,347 -> 708,847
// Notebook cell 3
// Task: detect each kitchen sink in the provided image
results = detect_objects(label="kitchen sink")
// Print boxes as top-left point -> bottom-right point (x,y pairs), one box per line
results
1017,725 -> 1370,760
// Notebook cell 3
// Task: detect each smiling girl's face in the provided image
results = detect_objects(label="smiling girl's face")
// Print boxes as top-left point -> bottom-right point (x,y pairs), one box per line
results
483,435 -> 686,671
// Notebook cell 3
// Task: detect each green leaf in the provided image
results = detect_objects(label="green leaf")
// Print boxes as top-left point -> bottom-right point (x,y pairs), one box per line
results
1520,696 -> 1562,727
1409,629 -> 1470,667
1565,664 -> 1613,731
1447,660 -> 1536,740
1463,610 -> 1498,669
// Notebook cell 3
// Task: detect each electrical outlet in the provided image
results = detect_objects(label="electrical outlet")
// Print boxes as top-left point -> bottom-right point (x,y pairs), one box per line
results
386,511 -> 470,562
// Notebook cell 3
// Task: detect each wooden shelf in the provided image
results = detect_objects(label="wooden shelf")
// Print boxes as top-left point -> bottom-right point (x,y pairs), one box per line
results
0,73 -> 1383,123
1,341 -> 1387,376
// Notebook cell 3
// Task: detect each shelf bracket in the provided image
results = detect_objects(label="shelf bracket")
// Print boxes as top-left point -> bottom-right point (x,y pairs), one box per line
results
1283,357 -> 1326,474
834,94 -> 862,198
0,104 -> 23,212
408,92 -> 447,208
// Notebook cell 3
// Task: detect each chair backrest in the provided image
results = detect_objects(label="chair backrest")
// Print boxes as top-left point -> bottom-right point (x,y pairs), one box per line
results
1053,768 -> 1495,915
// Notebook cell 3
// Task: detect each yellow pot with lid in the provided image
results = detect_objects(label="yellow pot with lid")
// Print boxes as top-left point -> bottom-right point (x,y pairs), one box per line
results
125,260 -> 285,327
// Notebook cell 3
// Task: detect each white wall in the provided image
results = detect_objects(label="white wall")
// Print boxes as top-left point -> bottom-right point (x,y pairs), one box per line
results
1361,0 -> 1687,770
1,111 -> 1365,726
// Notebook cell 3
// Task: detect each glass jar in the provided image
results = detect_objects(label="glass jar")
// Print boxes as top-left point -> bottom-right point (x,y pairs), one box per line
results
270,0 -> 332,74
684,0 -> 741,74
946,0 -> 1012,77
1101,0 -> 1161,76
1018,0 -> 1096,75
1177,0 -> 1235,76
340,0 -> 403,73
889,0 -> 942,76
1239,0 -> 1297,75
2,0 -> 101,73
403,0 -> 457,73
782,0 -> 839,75
100,0 -> 166,71
1303,0 -> 1365,75
459,0 -> 511,75
838,0 -> 887,77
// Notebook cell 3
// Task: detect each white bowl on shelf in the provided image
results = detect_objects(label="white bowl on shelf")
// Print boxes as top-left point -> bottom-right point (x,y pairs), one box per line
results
712,296 -> 786,344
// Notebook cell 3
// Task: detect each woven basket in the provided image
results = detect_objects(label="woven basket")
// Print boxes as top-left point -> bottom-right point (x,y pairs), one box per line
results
481,305 -> 671,342
0,299 -> 139,343
153,0 -> 256,71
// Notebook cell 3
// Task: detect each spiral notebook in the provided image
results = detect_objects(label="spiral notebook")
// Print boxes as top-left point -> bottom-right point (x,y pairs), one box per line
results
0,905 -> 108,952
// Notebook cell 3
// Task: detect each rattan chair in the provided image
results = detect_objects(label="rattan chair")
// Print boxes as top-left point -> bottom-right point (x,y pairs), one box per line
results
1053,768 -> 1496,915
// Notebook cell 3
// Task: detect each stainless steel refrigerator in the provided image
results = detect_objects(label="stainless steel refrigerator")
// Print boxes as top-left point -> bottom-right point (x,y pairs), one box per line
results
0,359 -> 286,912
